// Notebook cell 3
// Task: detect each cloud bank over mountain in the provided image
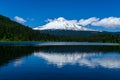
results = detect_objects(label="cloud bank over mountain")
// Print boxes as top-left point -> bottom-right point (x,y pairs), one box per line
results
91,17 -> 120,28
79,17 -> 99,26
36,17 -> 120,30
79,17 -> 120,28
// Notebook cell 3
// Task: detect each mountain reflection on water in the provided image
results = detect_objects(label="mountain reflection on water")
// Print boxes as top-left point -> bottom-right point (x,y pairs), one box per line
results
0,45 -> 120,68
0,46 -> 40,66
34,46 -> 120,69
0,45 -> 120,80
34,52 -> 120,68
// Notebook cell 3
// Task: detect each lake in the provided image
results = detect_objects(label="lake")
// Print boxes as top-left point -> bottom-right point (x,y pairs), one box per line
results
0,42 -> 120,80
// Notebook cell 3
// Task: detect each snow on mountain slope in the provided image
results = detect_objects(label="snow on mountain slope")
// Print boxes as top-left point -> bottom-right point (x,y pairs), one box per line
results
33,17 -> 95,31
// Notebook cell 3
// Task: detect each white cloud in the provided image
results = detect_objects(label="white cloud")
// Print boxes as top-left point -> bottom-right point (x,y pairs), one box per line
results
79,17 -> 99,26
92,17 -> 120,28
35,17 -> 120,30
14,16 -> 26,23
78,17 -> 120,28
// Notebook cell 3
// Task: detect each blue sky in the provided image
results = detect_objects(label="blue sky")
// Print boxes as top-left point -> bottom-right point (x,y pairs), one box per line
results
0,0 -> 120,32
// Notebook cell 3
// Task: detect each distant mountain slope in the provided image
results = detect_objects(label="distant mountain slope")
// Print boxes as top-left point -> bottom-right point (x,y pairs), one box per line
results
38,30 -> 120,42
39,30 -> 100,38
33,17 -> 120,43
0,15 -> 57,41
34,17 -> 95,31
0,14 -> 120,42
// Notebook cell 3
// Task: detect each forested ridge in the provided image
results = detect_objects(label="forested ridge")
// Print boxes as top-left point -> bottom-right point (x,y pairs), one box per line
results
0,15 -> 59,41
0,14 -> 120,43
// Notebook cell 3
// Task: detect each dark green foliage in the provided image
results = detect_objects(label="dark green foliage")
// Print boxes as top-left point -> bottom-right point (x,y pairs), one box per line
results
40,30 -> 120,43
87,33 -> 120,43
0,14 -> 120,42
0,15 -> 59,41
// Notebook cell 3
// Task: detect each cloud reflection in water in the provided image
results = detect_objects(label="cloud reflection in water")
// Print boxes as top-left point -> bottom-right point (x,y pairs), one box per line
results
34,52 -> 120,69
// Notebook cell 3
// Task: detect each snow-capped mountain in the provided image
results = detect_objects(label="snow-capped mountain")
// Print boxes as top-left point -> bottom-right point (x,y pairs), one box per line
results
33,17 -> 95,31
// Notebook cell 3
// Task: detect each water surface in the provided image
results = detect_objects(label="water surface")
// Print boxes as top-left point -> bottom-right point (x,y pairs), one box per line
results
0,42 -> 120,80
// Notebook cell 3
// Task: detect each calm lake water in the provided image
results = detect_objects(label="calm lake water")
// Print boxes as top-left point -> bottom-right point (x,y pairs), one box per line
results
0,42 -> 120,80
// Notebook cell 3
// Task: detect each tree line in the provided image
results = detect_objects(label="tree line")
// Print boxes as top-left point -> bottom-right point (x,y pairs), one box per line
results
0,14 -> 120,43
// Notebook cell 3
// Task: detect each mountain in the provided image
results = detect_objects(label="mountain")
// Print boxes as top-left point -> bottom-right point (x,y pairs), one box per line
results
34,17 -> 95,31
0,15 -> 58,41
33,17 -> 120,43
0,14 -> 120,42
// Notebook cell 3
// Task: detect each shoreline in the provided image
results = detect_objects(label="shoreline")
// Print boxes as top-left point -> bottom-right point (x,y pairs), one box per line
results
0,42 -> 119,46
